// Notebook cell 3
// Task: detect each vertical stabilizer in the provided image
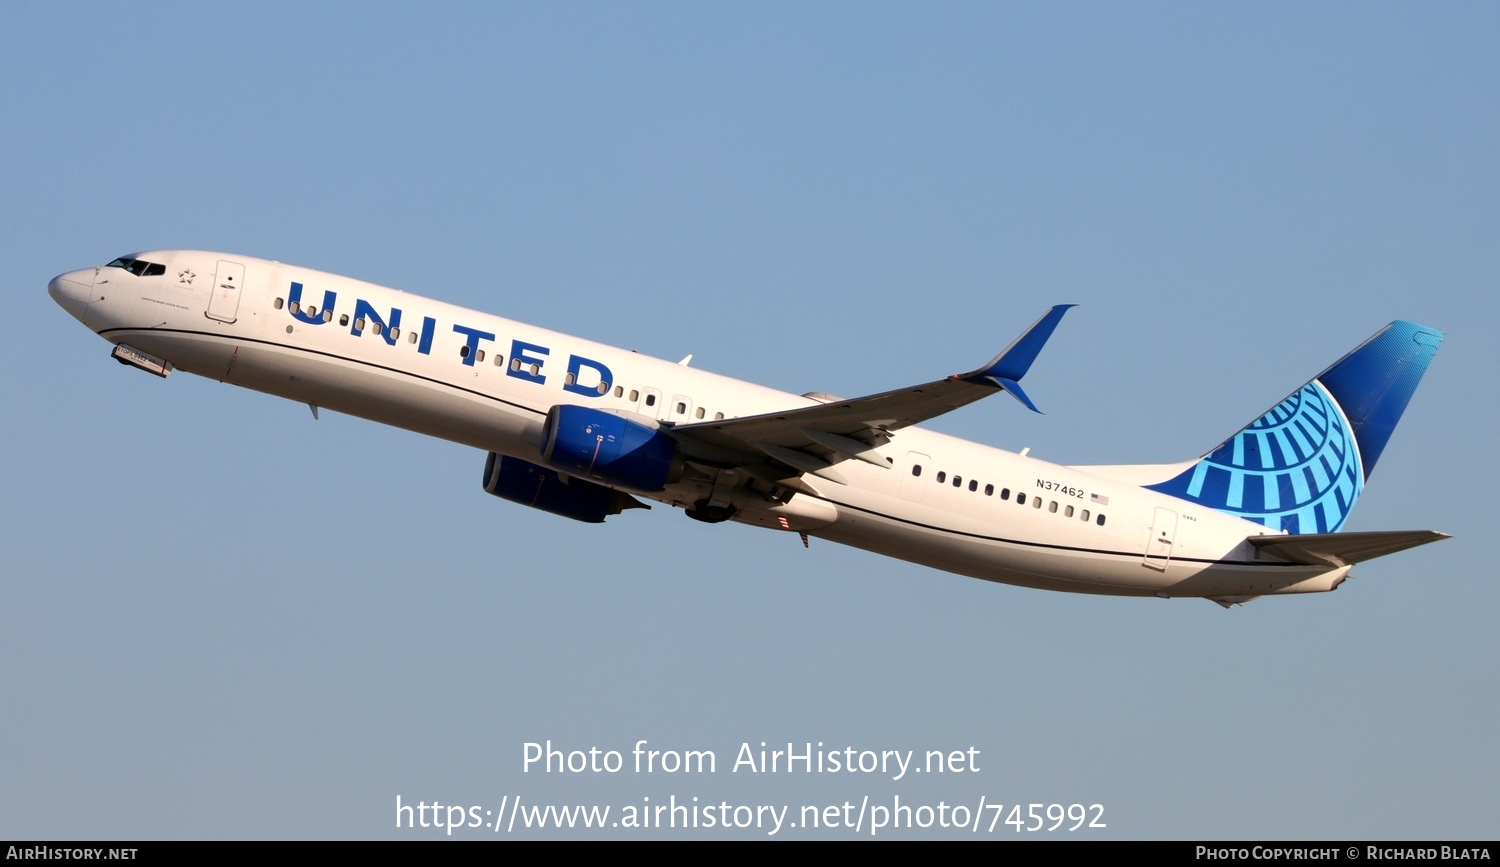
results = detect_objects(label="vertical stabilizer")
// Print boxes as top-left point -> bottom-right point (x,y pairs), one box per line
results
1147,321 -> 1443,534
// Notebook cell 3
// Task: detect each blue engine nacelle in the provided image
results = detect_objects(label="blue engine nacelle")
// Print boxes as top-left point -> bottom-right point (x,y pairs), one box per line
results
541,404 -> 682,492
483,453 -> 648,523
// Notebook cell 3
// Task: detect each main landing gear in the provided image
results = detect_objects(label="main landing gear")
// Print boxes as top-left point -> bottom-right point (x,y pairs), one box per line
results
685,499 -> 737,524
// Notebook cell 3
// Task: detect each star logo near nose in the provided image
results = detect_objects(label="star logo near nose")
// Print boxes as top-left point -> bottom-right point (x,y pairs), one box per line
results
179,270 -> 196,285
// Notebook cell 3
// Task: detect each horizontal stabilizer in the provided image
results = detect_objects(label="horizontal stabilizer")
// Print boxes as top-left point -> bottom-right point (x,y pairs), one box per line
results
1248,530 -> 1450,567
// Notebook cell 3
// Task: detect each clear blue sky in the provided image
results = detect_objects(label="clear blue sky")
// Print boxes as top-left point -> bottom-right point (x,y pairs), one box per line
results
3,2 -> 1495,839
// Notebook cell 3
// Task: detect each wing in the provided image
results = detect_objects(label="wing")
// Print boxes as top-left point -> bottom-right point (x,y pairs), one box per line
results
670,305 -> 1074,486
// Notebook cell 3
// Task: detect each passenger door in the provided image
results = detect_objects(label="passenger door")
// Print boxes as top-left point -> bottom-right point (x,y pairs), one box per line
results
206,259 -> 245,323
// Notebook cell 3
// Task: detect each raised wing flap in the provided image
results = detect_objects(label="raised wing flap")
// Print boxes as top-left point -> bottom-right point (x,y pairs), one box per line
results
671,305 -> 1073,478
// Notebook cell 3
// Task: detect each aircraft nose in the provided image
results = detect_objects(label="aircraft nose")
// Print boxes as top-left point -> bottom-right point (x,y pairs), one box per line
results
49,269 -> 95,323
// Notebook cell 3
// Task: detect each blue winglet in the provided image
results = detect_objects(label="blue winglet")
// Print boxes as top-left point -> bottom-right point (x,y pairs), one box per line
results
987,377 -> 1040,413
961,304 -> 1074,413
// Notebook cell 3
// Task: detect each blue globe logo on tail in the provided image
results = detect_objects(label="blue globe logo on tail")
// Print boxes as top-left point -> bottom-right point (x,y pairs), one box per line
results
1147,320 -> 1443,535
1149,381 -> 1362,533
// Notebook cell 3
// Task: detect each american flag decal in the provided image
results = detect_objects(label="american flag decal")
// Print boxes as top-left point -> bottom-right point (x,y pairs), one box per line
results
777,516 -> 791,530
1091,493 -> 1109,506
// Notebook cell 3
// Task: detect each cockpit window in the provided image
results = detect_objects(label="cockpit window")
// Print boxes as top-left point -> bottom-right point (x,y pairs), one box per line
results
106,257 -> 166,277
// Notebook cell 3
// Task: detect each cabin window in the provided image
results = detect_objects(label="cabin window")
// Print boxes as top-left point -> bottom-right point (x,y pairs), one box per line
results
389,327 -> 399,339
1049,501 -> 1058,513
306,306 -> 317,317
494,354 -> 504,366
565,373 -> 576,385
614,386 -> 624,398
676,401 -> 686,414
1096,514 -> 1107,526
695,407 -> 705,419
984,484 -> 993,496
459,345 -> 470,358
529,363 -> 540,376
475,349 -> 485,362
1065,505 -> 1074,517
1001,487 -> 1010,500
355,318 -> 366,331
952,475 -> 962,488
936,471 -> 946,483
714,412 -> 724,420
510,359 -> 522,372
289,301 -> 300,314
1033,498 -> 1043,509
408,331 -> 418,344
322,309 -> 333,323
969,480 -> 978,492
341,314 -> 350,326
1081,509 -> 1090,521
597,382 -> 609,395
371,322 -> 382,336
912,465 -> 922,477
645,394 -> 656,407
1016,493 -> 1025,505
273,298 -> 284,310
629,389 -> 639,401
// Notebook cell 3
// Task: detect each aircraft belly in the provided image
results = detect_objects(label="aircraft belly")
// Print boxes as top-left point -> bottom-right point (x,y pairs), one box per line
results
125,329 -> 545,457
812,506 -> 1145,596
121,328 -> 236,378
814,502 -> 1331,599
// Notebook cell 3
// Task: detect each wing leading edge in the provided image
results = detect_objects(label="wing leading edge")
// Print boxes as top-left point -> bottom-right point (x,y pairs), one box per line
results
670,305 -> 1074,484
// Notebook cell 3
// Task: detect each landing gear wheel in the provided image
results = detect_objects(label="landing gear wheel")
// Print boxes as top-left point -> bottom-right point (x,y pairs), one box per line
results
685,499 -> 737,523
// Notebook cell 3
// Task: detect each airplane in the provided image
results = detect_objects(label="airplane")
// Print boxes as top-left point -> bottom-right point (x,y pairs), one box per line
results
48,251 -> 1449,607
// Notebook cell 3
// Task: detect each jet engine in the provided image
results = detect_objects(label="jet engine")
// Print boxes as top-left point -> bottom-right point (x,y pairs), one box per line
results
482,453 -> 648,523
540,404 -> 683,492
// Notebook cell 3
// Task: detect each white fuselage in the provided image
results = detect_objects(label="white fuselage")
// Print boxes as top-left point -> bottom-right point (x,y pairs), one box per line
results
51,251 -> 1339,600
